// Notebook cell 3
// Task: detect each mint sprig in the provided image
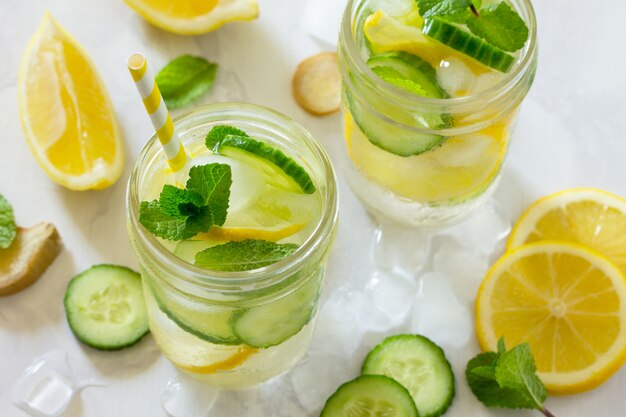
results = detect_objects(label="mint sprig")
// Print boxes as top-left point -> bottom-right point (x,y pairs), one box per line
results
156,55 -> 218,109
195,240 -> 298,271
417,0 -> 529,52
139,163 -> 231,241
0,194 -> 17,249
466,338 -> 555,417
466,2 -> 528,52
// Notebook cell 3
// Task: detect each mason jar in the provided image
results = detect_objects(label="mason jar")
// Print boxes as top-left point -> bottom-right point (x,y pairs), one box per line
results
126,103 -> 338,388
338,0 -> 538,226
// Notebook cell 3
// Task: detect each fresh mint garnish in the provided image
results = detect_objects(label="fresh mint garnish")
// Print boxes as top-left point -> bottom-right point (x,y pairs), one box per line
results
466,2 -> 528,51
195,239 -> 298,271
156,55 -> 218,109
371,66 -> 429,96
466,338 -> 555,417
0,194 -> 17,249
139,163 -> 231,241
417,0 -> 472,19
205,125 -> 249,150
417,0 -> 528,52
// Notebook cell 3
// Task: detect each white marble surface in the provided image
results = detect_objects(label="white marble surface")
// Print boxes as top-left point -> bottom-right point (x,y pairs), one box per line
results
1,0 -> 626,416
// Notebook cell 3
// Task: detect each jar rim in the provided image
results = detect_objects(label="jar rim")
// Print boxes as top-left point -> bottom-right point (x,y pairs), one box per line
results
339,0 -> 538,111
127,102 -> 338,290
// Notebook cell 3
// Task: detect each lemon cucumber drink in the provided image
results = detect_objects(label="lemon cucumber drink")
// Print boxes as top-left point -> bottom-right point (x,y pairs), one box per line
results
127,103 -> 338,387
338,0 -> 537,225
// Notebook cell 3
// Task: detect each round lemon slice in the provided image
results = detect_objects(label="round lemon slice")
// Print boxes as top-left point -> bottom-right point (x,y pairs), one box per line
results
508,188 -> 626,275
124,0 -> 259,35
18,13 -> 124,191
476,242 -> 626,394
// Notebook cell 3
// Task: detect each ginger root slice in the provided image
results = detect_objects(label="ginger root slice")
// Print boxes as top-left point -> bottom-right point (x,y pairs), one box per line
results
293,52 -> 341,116
0,222 -> 62,296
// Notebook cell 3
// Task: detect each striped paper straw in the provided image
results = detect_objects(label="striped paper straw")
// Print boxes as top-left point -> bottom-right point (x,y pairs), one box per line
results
127,53 -> 188,172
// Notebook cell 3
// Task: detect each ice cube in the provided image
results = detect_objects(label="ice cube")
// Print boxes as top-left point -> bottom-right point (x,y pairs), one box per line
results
208,388 -> 262,416
258,375 -> 308,417
12,351 -> 79,417
436,57 -> 477,96
469,72 -> 506,95
432,240 -> 488,305
366,271 -> 419,325
372,221 -> 431,278
291,354 -> 353,415
310,288 -> 370,357
303,0 -> 347,45
411,272 -> 472,349
442,202 -> 512,258
161,373 -> 220,417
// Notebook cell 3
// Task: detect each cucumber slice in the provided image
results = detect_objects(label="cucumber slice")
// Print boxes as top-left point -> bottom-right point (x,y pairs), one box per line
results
233,273 -> 321,348
368,52 -> 448,99
362,335 -> 455,417
64,265 -> 149,351
146,277 -> 241,345
320,375 -> 419,417
347,51 -> 451,156
206,128 -> 316,194
422,18 -> 515,72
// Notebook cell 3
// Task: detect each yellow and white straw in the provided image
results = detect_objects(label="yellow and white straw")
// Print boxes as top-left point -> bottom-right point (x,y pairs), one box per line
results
128,53 -> 188,172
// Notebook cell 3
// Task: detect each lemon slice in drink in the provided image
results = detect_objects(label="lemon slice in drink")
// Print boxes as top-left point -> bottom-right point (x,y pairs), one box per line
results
18,13 -> 124,191
172,345 -> 258,375
508,188 -> 626,275
124,0 -> 258,35
476,242 -> 626,394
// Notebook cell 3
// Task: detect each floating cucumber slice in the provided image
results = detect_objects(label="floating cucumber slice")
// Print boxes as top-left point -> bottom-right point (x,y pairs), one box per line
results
368,52 -> 448,98
206,130 -> 316,194
146,277 -> 241,345
362,334 -> 455,417
64,265 -> 149,350
422,18 -> 515,72
232,273 -> 321,348
347,51 -> 451,156
320,375 -> 419,417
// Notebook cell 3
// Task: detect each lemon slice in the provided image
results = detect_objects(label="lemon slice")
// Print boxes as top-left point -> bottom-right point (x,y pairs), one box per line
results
172,345 -> 258,375
508,188 -> 626,276
476,242 -> 626,394
124,0 -> 258,35
18,13 -> 123,191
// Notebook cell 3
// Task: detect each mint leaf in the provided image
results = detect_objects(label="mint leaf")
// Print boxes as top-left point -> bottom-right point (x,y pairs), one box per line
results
496,343 -> 547,410
205,125 -> 249,150
159,185 -> 203,219
195,240 -> 298,271
466,339 -> 550,413
466,2 -> 528,52
0,194 -> 16,249
417,0 -> 472,18
156,55 -> 218,109
139,200 -> 195,241
186,164 -> 232,226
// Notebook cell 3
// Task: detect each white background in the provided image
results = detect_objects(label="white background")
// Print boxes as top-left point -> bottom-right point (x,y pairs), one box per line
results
1,0 -> 626,416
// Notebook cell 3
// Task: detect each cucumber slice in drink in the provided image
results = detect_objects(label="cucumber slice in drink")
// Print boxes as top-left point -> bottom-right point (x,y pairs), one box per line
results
368,52 -> 448,99
320,375 -> 419,417
347,51 -> 451,156
362,335 -> 455,417
422,18 -> 515,72
64,265 -> 149,350
146,277 -> 241,345
233,273 -> 321,348
206,129 -> 316,194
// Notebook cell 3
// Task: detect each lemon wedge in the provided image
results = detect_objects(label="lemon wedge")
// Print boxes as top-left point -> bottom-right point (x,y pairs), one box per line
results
124,0 -> 259,35
476,242 -> 626,394
18,13 -> 123,191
